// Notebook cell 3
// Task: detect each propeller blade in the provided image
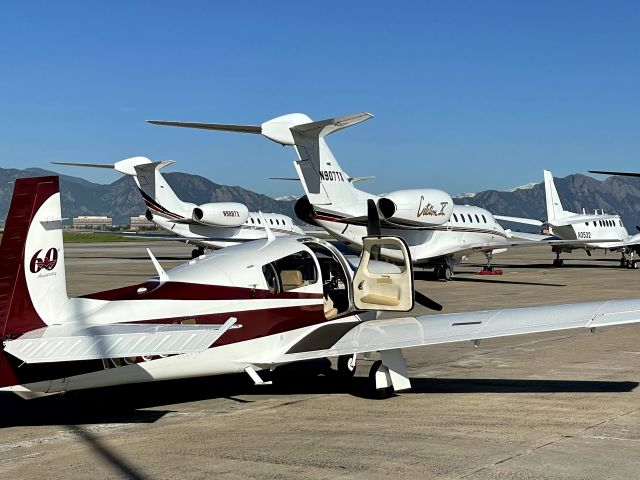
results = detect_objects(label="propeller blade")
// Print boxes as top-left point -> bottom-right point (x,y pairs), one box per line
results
367,199 -> 382,236
414,290 -> 443,311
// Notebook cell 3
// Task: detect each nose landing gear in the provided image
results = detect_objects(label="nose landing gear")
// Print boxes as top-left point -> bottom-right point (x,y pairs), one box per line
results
552,248 -> 564,267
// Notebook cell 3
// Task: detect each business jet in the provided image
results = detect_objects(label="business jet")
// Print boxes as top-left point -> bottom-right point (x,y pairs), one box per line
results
146,113 -> 536,280
2,175 -> 640,399
495,170 -> 640,268
53,157 -> 303,258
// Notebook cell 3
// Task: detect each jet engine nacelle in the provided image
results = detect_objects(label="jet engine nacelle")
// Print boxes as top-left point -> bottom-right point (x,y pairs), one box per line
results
192,203 -> 249,227
377,189 -> 454,226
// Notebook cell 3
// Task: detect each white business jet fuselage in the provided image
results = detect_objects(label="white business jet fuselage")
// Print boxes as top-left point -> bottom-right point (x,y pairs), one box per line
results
147,113 -> 528,280
497,170 -> 640,268
54,157 -> 303,257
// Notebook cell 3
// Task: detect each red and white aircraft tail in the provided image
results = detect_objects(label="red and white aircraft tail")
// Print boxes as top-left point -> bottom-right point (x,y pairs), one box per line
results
0,177 -> 67,386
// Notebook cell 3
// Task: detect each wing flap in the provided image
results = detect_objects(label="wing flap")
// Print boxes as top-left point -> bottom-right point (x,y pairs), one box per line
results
277,299 -> 640,362
3,319 -> 236,363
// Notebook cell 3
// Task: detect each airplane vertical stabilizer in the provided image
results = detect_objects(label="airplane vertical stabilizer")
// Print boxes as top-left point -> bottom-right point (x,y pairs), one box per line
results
0,176 -> 67,387
544,170 -> 570,223
285,113 -> 373,206
147,113 -> 374,207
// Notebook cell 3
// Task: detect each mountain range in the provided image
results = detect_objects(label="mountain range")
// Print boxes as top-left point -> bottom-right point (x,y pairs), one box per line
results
0,167 -> 297,224
3,167 -> 640,231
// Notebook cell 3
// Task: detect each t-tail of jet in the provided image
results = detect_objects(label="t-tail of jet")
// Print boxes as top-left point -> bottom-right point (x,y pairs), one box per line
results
544,170 -> 571,224
53,157 -> 195,219
147,113 -> 374,208
0,176 -> 69,387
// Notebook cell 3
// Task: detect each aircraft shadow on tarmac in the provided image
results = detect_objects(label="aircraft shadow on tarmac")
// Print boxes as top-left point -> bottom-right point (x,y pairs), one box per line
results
1,360 -> 636,429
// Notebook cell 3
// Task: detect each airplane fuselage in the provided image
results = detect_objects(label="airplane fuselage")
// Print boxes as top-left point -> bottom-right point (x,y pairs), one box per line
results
152,212 -> 304,249
314,204 -> 508,266
551,216 -> 630,249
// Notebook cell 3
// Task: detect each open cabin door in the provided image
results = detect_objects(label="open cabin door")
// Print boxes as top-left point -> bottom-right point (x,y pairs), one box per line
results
353,236 -> 414,312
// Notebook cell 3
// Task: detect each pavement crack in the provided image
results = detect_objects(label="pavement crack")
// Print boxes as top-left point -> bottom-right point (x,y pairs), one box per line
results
458,407 -> 640,479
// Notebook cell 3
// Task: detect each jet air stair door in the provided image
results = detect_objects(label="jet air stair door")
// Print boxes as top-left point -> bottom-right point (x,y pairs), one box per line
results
353,236 -> 415,312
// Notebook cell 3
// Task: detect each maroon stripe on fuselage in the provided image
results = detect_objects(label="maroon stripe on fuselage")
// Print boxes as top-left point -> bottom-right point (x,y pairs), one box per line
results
134,304 -> 328,347
81,281 -> 323,301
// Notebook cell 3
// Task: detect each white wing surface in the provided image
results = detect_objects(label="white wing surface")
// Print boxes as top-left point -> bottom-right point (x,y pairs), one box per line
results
277,299 -> 640,362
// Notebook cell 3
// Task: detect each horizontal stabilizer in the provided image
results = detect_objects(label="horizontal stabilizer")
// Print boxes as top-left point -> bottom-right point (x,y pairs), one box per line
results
147,120 -> 262,134
292,112 -> 373,138
589,170 -> 640,178
52,162 -> 114,169
53,157 -> 171,176
4,319 -> 236,364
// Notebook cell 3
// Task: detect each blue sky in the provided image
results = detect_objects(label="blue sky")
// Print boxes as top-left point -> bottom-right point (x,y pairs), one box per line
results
1,1 -> 639,198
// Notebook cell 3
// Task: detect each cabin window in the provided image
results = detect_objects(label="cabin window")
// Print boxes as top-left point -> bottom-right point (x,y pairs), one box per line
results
262,250 -> 318,293
468,214 -> 473,223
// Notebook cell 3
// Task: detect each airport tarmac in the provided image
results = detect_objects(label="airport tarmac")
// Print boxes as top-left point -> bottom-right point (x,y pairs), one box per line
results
1,242 -> 639,479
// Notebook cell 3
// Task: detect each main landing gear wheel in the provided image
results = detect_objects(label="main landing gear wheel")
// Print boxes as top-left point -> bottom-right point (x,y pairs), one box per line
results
435,266 -> 453,281
191,247 -> 205,259
552,259 -> 564,267
368,360 -> 394,399
337,354 -> 357,379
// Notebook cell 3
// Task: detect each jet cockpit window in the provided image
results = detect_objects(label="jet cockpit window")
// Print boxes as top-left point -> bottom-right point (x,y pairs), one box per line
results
468,214 -> 473,223
262,250 -> 318,293
482,215 -> 486,223
461,215 -> 465,223
475,214 -> 480,223
453,213 -> 458,222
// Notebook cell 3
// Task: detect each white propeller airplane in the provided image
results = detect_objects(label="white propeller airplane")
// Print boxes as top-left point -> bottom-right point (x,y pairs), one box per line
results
2,175 -> 640,399
53,157 -> 303,258
147,113 -> 537,280
496,170 -> 640,268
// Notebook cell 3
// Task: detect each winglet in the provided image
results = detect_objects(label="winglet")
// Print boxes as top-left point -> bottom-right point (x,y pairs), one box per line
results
147,248 -> 169,282
259,211 -> 276,244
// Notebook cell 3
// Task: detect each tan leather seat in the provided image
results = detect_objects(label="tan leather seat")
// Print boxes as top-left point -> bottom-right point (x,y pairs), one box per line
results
324,295 -> 338,318
280,270 -> 303,291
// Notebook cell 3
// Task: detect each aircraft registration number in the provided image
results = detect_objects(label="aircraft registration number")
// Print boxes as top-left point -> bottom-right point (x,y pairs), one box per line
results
577,231 -> 591,239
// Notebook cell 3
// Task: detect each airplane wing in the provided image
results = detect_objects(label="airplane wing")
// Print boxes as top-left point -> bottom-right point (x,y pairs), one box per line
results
3,319 -> 236,364
425,239 -> 542,260
274,299 -> 640,363
494,215 -> 543,226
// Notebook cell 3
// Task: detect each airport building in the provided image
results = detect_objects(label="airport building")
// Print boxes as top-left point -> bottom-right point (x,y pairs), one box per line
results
72,215 -> 113,229
129,214 -> 155,230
